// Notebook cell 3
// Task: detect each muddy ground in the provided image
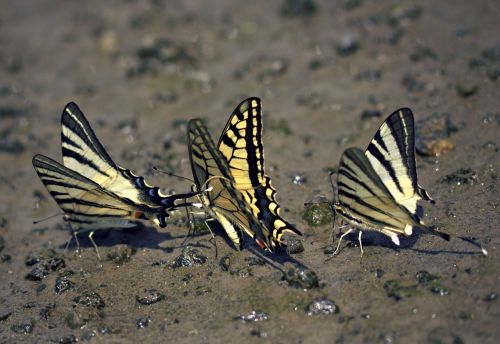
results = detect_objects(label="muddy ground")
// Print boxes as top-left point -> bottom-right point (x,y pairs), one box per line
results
0,0 -> 499,343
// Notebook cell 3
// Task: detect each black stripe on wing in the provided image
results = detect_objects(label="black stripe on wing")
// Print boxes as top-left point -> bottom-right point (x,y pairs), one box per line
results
33,154 -> 136,214
61,146 -> 110,178
61,102 -> 117,169
33,154 -> 102,188
218,97 -> 264,186
368,108 -> 433,203
338,148 -> 423,226
252,178 -> 302,241
188,119 -> 235,188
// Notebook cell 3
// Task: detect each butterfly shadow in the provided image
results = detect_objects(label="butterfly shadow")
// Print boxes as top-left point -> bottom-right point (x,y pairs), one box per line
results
184,220 -> 312,273
335,228 -> 485,256
63,222 -> 210,255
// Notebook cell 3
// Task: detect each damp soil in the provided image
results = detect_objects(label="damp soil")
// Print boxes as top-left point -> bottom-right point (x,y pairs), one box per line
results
0,1 -> 499,343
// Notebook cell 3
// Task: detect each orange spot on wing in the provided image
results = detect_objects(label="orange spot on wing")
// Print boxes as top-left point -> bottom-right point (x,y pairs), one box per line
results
255,239 -> 267,250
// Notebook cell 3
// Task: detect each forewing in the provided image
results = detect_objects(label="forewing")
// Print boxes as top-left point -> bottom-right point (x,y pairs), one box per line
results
365,108 -> 433,216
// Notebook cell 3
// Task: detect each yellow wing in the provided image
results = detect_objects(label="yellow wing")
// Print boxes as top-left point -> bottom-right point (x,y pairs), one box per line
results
217,97 -> 301,248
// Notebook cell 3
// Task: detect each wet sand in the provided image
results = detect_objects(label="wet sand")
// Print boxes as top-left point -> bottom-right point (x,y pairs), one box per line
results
0,0 -> 499,343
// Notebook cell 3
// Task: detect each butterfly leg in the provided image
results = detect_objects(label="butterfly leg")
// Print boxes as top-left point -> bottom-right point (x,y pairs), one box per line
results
88,231 -> 101,260
181,209 -> 197,246
333,227 -> 353,255
74,232 -> 81,256
67,222 -> 81,256
330,212 -> 346,242
358,231 -> 364,258
205,220 -> 218,259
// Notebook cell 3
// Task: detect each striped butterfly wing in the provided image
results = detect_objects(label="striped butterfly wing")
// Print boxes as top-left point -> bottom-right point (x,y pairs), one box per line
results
60,102 -> 196,227
337,148 -> 427,244
217,97 -> 301,248
365,108 -> 434,218
187,118 -> 273,251
33,154 -> 139,229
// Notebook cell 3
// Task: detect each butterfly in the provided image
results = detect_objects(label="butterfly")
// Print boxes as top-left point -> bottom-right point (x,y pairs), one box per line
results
33,102 -> 200,254
332,108 -> 487,256
187,118 -> 271,251
218,97 -> 302,247
187,97 -> 301,251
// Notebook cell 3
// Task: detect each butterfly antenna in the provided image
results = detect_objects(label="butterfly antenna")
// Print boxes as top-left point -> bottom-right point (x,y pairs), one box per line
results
153,166 -> 195,184
33,212 -> 65,224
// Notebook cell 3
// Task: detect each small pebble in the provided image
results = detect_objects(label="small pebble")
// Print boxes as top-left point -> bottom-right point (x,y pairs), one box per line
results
106,247 -> 136,265
136,289 -> 165,305
302,202 -> 334,226
219,254 -> 231,271
171,246 -> 207,268
306,298 -> 339,315
430,286 -> 450,296
323,245 -> 335,255
415,112 -> 460,156
456,83 -> 478,98
257,58 -> 288,82
484,293 -> 496,302
0,309 -> 12,321
54,275 -> 75,294
156,90 -> 178,103
336,34 -> 359,56
136,317 -> 151,328
40,303 -> 55,321
280,0 -> 317,17
410,46 -> 437,62
244,257 -> 266,266
440,168 -> 477,185
360,109 -> 382,120
25,263 -> 50,281
292,174 -> 307,185
284,236 -> 304,254
55,334 -> 77,344
11,320 -> 34,334
73,291 -> 105,309
283,266 -> 320,289
415,270 -> 439,285
234,310 -> 268,322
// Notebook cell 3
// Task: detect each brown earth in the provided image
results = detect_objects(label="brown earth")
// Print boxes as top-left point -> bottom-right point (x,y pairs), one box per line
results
0,0 -> 499,343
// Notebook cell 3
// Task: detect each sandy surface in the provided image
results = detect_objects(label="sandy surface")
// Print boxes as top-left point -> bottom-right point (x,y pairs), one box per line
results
0,0 -> 499,343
